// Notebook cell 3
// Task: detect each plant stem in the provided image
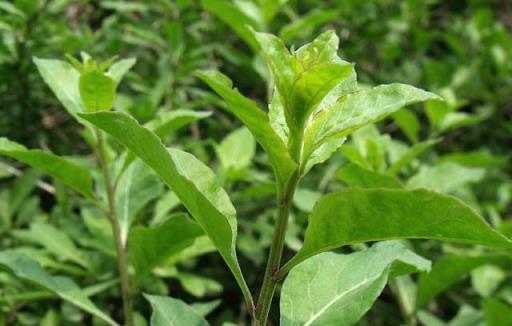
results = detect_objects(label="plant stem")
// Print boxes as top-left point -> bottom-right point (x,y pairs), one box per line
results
254,170 -> 300,325
95,129 -> 134,326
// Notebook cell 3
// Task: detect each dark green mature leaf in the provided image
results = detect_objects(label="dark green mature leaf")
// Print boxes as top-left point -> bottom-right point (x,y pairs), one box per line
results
280,241 -> 430,326
483,299 -> 512,326
416,255 -> 510,307
129,214 -> 203,277
145,294 -> 208,326
33,57 -> 85,117
197,70 -> 296,185
282,188 -> 512,274
0,251 -> 117,326
79,70 -> 116,112
0,138 -> 94,199
201,0 -> 260,50
303,84 -> 441,162
337,164 -> 402,188
79,111 -> 253,306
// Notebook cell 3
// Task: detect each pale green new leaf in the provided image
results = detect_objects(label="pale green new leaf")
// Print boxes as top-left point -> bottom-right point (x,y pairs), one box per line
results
129,214 -> 203,277
33,57 -> 86,117
105,57 -> 136,85
145,294 -> 208,326
282,188 -> 512,273
79,70 -> 116,112
304,84 -> 441,161
216,127 -> 255,177
0,138 -> 94,199
280,241 -> 430,326
0,251 -> 117,326
197,70 -> 296,185
79,111 -> 252,306
115,160 -> 163,245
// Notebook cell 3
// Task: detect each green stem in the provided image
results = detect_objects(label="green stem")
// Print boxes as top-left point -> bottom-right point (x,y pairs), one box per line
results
95,129 -> 134,326
254,170 -> 300,325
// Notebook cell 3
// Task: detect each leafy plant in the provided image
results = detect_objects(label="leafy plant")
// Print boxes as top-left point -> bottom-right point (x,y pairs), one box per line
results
1,6 -> 511,325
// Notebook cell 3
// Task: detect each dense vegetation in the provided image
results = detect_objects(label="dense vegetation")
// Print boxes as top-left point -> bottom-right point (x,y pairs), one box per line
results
1,1 -> 511,325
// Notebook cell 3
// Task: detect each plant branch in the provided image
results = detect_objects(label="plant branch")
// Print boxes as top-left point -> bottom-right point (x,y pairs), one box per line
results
95,128 -> 134,326
254,169 -> 300,325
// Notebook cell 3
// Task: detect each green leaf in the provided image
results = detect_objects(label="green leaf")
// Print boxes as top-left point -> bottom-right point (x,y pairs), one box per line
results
482,299 -> 512,326
201,0 -> 260,50
216,127 -> 255,178
0,251 -> 117,326
79,70 -> 116,112
280,241 -> 430,326
259,0 -> 288,23
115,160 -> 163,245
0,138 -> 94,199
145,294 -> 208,326
79,111 -> 253,307
392,109 -> 420,143
129,214 -> 203,277
304,84 -> 441,162
337,163 -> 402,188
12,222 -> 89,269
149,110 -> 211,138
197,70 -> 296,186
33,57 -> 85,117
407,162 -> 486,194
387,139 -> 439,175
282,188 -> 512,274
416,255 -> 509,307
105,57 -> 136,85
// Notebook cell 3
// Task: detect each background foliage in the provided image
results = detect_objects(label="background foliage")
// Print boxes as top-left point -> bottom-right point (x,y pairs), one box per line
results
1,0 -> 511,325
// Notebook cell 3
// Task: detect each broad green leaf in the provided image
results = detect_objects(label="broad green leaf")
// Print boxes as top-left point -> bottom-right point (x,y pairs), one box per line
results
279,9 -> 339,42
115,160 -> 163,245
282,188 -> 512,273
337,163 -> 402,188
482,299 -> 512,326
303,84 -> 441,162
201,0 -> 260,50
145,294 -> 208,326
0,138 -> 94,199
215,127 -> 255,178
79,70 -> 116,112
79,111 -> 253,306
197,70 -> 296,186
33,57 -> 85,117
280,241 -> 430,326
105,57 -> 136,84
0,251 -> 117,326
408,162 -> 485,193
416,255 -> 509,307
129,214 -> 203,277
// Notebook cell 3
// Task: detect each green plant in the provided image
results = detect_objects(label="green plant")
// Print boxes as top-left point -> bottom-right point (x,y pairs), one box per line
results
1,28 -> 511,326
